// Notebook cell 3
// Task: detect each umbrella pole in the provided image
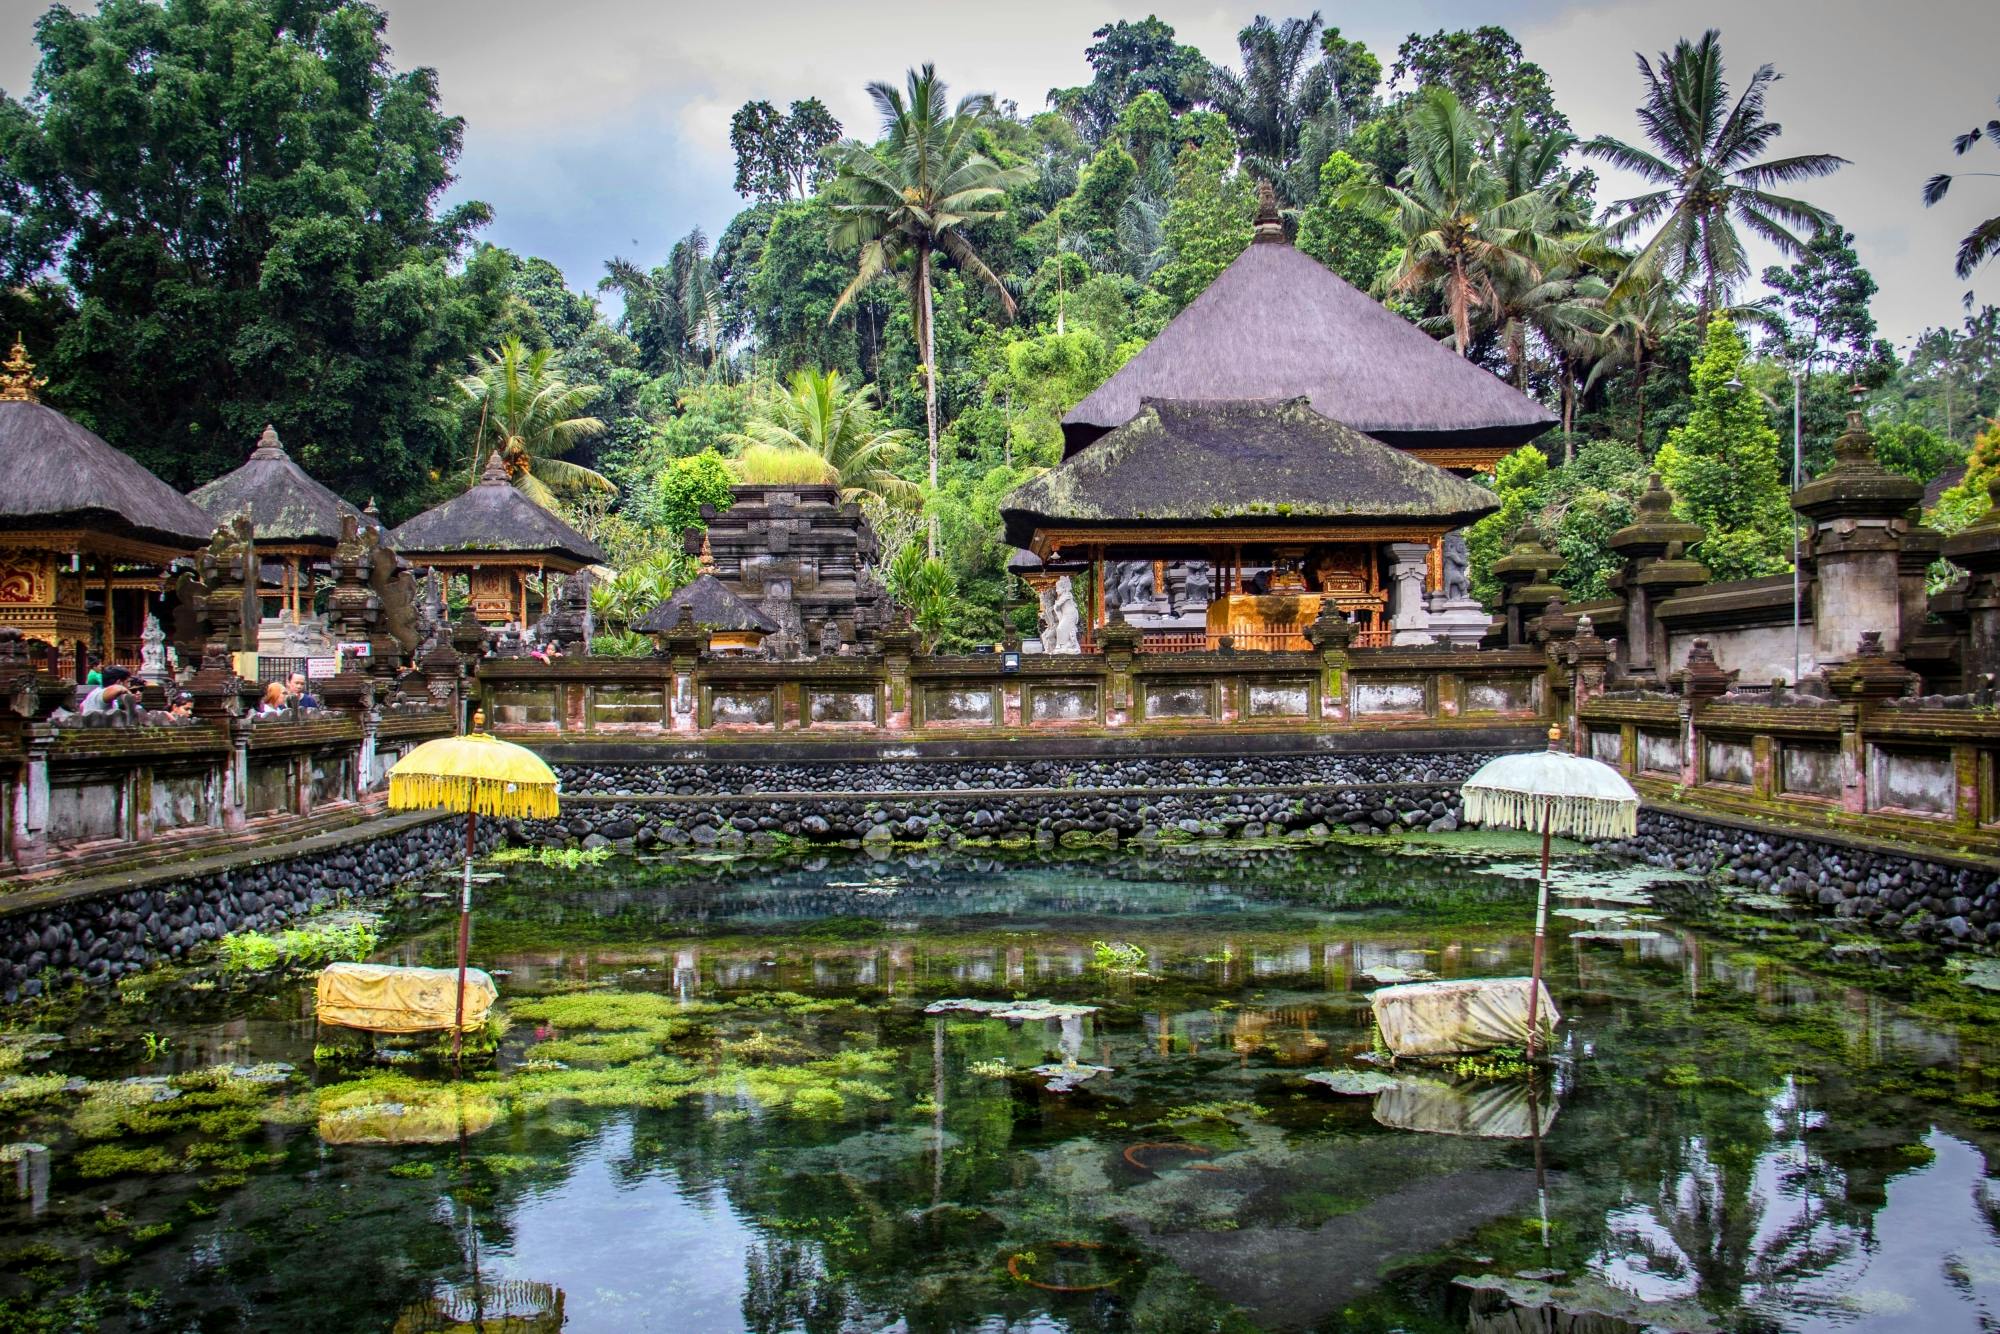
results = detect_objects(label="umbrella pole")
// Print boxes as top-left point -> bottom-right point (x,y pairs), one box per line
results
1528,798 -> 1551,1061
454,810 -> 474,1064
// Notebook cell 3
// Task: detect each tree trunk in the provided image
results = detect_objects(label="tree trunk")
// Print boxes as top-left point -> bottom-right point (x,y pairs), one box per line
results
920,244 -> 939,558
1451,257 -> 1472,358
1559,352 -> 1574,462
1634,349 -> 1648,455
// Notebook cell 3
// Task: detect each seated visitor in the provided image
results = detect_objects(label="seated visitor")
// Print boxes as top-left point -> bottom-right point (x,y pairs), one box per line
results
529,641 -> 563,663
80,665 -> 144,715
286,671 -> 320,710
168,693 -> 194,720
256,680 -> 288,716
82,652 -> 104,686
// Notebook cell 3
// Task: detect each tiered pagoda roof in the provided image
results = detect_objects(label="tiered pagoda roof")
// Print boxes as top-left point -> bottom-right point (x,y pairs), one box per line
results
1002,397 -> 1500,552
387,452 -> 606,569
1060,191 -> 1555,460
188,424 -> 364,548
635,574 -> 779,635
0,340 -> 212,552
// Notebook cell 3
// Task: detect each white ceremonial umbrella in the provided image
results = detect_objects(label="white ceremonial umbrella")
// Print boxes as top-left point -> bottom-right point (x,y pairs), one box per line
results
1461,726 -> 1639,1058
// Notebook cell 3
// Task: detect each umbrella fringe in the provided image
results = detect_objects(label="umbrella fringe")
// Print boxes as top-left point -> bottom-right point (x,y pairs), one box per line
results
388,773 -> 561,821
1462,787 -> 1638,841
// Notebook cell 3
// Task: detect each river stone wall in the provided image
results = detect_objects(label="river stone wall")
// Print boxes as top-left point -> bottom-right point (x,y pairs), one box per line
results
0,818 -> 501,1004
555,751 -> 1498,797
1605,810 -> 2000,947
526,782 -> 1468,851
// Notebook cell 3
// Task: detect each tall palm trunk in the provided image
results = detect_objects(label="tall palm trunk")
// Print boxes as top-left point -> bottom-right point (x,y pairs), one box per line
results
1558,351 -> 1575,462
1634,348 -> 1649,454
919,243 -> 939,557
1450,252 -> 1472,357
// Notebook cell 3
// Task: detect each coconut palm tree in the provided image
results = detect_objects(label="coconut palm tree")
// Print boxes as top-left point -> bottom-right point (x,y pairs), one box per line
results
1584,277 -> 1687,455
1340,86 -> 1552,356
1583,29 -> 1845,317
600,227 -> 721,379
456,337 -> 612,508
726,369 -> 919,508
1921,95 -> 2000,281
826,65 -> 1031,549
1208,13 -> 1331,200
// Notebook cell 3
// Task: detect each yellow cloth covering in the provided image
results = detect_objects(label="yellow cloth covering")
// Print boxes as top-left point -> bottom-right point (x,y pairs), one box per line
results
1369,977 -> 1559,1059
315,961 -> 497,1034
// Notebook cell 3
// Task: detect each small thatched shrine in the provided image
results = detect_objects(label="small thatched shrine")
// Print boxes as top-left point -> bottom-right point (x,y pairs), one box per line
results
0,339 -> 213,672
635,573 -> 779,653
189,424 -> 365,623
1005,184 -> 1550,650
388,452 -> 606,626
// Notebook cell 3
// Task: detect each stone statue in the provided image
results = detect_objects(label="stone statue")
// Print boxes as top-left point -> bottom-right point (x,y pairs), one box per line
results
1049,576 -> 1082,654
1174,560 -> 1213,613
817,618 -> 842,657
366,540 -> 423,657
534,569 -> 593,651
139,613 -> 167,679
1443,533 -> 1471,602
196,514 -> 257,654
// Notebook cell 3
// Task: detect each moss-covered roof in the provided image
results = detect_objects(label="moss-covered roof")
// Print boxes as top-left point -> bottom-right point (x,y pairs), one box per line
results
1061,235 -> 1555,456
188,425 -> 363,547
1001,398 -> 1500,548
386,452 -> 606,568
634,574 -> 778,635
0,399 -> 213,547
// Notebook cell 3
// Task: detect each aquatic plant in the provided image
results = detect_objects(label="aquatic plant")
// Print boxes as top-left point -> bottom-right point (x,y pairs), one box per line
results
1090,941 -> 1148,974
72,1145 -> 177,1178
218,918 -> 379,971
139,1032 -> 169,1060
489,845 -> 612,868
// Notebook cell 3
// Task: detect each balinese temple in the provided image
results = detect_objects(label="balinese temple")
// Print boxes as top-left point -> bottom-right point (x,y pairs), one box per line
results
1002,184 -> 1555,651
0,339 -> 213,674
387,451 -> 606,627
635,571 -> 778,654
188,424 -> 365,646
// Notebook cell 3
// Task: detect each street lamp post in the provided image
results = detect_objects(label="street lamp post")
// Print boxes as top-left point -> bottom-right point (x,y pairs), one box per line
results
1792,365 -> 1804,686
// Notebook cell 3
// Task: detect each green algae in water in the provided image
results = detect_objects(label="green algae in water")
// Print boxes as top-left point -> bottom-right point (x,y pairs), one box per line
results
7,841 -> 2000,1332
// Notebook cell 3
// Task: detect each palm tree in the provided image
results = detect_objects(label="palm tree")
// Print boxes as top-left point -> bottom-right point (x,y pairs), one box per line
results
456,337 -> 613,508
1584,277 -> 1687,454
1583,29 -> 1846,317
1921,95 -> 2000,281
1209,13 -> 1331,199
725,369 -> 919,507
826,64 -> 1031,550
1341,87 -> 1552,356
600,227 -> 721,378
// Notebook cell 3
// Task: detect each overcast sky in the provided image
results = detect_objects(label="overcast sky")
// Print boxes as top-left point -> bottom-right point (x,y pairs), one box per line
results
2,0 -> 1994,347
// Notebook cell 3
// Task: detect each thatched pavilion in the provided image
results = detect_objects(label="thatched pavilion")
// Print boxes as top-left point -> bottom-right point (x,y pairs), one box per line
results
189,424 -> 365,623
635,573 -> 778,654
1003,398 -> 1498,649
0,339 -> 212,673
388,451 -> 605,627
1004,185 -> 1551,650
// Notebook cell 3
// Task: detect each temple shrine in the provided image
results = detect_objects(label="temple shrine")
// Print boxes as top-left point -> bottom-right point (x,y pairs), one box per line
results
1003,184 -> 1554,651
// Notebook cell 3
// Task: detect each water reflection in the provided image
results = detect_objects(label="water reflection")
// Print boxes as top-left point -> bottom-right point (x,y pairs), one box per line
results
3,844 -> 2000,1332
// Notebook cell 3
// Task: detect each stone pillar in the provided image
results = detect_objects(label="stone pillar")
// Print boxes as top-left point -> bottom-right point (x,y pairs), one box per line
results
1100,614 -> 1140,725
1606,474 -> 1707,681
879,627 -> 917,731
16,727 -> 51,864
1794,410 -> 1923,667
1386,542 -> 1435,645
1305,602 -> 1354,722
1943,473 -> 2000,685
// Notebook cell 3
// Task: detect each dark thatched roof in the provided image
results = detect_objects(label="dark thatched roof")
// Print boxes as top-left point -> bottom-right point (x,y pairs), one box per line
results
188,425 -> 364,547
634,574 -> 778,635
386,451 -> 606,568
1061,229 -> 1556,456
1001,398 -> 1500,548
0,400 -> 214,547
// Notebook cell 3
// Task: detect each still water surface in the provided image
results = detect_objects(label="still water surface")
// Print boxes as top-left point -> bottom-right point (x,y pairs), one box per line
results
4,838 -> 2000,1332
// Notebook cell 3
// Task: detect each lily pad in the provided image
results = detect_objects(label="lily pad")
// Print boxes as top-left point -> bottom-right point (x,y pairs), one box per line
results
1552,907 -> 1660,924
1569,929 -> 1664,941
925,998 -> 1099,1022
1304,1069 -> 1403,1095
1729,894 -> 1795,912
1028,1063 -> 1112,1093
1360,965 -> 1436,985
1956,959 -> 2000,992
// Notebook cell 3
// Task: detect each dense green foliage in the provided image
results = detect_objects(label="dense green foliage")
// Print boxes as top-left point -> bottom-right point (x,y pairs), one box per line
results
1,2 -> 1991,641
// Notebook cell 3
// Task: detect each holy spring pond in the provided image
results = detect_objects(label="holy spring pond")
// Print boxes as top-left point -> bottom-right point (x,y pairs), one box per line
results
5,840 -> 2000,1332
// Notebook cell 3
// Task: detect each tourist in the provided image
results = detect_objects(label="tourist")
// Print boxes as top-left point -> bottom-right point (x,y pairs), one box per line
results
82,652 -> 103,686
79,665 -> 143,715
286,671 -> 320,710
168,693 -> 194,720
529,641 -> 564,664
256,681 -> 288,716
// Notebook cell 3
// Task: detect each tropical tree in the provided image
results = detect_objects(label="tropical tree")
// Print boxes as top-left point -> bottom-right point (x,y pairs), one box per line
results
1921,95 -> 2000,282
1342,86 -> 1551,355
600,227 -> 722,378
826,65 -> 1031,548
456,336 -> 612,508
1584,277 -> 1690,453
725,369 -> 918,507
1209,13 -> 1332,198
1583,29 -> 1846,316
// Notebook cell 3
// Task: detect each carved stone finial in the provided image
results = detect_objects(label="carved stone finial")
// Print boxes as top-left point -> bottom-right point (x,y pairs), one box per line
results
0,335 -> 46,403
479,450 -> 511,485
250,423 -> 286,459
1252,179 -> 1285,244
1636,472 -> 1672,518
698,529 -> 715,574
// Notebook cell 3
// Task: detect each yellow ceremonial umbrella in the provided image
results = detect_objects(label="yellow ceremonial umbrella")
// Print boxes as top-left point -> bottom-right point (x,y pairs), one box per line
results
389,725 -> 559,1059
